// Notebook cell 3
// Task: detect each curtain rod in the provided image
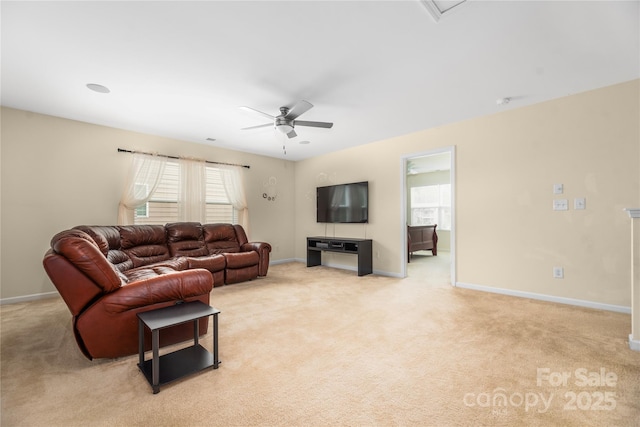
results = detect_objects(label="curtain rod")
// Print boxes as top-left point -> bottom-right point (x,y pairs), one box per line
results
117,148 -> 250,169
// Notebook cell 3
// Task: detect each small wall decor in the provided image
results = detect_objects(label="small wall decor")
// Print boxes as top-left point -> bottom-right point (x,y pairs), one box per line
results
263,176 -> 278,201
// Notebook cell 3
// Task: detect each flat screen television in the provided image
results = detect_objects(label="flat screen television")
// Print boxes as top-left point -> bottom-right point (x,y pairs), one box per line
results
317,181 -> 368,223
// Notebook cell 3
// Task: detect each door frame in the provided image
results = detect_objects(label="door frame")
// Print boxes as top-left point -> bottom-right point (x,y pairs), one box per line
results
400,145 -> 456,284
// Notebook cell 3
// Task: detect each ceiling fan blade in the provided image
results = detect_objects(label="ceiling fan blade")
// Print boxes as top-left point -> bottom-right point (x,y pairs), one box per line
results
287,129 -> 297,139
241,123 -> 273,130
284,100 -> 313,120
239,106 -> 275,121
294,120 -> 333,129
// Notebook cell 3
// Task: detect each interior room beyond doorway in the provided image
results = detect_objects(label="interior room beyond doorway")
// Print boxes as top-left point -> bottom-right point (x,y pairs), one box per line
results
404,149 -> 454,282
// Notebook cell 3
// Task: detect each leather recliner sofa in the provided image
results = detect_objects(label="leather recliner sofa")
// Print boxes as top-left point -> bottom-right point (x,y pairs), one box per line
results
42,222 -> 271,359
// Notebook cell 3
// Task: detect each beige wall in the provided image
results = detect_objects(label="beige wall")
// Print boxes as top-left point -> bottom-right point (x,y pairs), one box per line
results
295,79 -> 640,307
0,107 -> 296,300
2,79 -> 638,307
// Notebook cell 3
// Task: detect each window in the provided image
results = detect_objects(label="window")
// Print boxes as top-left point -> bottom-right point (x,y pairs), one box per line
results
134,162 -> 179,225
205,167 -> 236,223
133,184 -> 149,218
410,184 -> 451,230
134,161 -> 237,225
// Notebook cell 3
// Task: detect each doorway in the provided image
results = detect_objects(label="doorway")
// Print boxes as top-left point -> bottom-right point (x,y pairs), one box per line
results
401,147 -> 455,284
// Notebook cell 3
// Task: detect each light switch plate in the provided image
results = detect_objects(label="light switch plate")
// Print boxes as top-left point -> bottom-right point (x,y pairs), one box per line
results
553,199 -> 568,211
574,197 -> 586,210
553,183 -> 564,194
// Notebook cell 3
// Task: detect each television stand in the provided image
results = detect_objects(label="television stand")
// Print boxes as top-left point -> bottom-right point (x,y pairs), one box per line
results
307,237 -> 373,276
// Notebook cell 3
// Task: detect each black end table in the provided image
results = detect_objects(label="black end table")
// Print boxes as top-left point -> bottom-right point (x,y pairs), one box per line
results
137,300 -> 220,394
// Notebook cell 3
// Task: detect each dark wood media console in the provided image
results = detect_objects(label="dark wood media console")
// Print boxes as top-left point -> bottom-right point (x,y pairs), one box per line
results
307,236 -> 373,276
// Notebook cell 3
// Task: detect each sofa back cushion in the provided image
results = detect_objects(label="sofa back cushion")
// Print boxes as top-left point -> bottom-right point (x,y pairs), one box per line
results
165,222 -> 209,257
119,225 -> 171,268
51,229 -> 124,293
74,225 -> 134,272
203,223 -> 241,254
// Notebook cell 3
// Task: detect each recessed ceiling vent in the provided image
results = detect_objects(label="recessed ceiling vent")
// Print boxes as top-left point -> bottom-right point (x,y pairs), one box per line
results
86,83 -> 110,94
420,0 -> 468,22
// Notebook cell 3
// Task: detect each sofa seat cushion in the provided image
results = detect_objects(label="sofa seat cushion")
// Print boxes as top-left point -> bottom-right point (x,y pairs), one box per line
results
186,254 -> 226,287
123,265 -> 179,282
151,257 -> 189,271
186,254 -> 226,272
224,251 -> 259,269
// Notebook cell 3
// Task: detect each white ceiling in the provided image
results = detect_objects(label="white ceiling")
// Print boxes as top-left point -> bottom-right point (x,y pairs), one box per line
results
2,1 -> 638,161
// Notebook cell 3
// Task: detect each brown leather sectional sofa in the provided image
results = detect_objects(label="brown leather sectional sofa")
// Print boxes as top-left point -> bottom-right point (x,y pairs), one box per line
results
43,222 -> 271,359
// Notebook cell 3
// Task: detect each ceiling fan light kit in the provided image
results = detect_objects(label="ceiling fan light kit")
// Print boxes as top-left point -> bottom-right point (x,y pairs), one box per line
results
275,117 -> 294,135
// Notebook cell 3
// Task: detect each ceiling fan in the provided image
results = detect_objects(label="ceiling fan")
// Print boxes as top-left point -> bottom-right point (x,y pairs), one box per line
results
240,100 -> 333,139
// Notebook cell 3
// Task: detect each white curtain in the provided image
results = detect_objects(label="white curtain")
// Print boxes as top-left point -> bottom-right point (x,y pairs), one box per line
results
178,158 -> 207,223
118,153 -> 167,225
219,164 -> 249,234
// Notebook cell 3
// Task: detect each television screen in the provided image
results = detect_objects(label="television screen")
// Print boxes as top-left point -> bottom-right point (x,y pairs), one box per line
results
317,181 -> 368,223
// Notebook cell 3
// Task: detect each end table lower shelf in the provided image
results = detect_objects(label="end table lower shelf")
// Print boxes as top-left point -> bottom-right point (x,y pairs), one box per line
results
137,301 -> 221,394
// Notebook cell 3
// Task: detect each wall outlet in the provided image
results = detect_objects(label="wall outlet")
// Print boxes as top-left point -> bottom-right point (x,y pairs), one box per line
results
553,267 -> 564,279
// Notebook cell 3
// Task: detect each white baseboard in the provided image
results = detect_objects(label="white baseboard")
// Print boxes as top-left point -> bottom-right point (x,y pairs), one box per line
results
374,270 -> 404,278
630,335 -> 640,351
0,291 -> 59,305
455,282 -> 631,314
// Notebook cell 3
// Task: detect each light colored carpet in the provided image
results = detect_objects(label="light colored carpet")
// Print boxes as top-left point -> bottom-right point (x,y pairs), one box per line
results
2,253 -> 639,426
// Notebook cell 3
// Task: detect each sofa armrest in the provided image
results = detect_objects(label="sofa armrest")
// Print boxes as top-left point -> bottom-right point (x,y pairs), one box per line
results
101,269 -> 213,313
241,242 -> 272,276
51,229 -> 124,293
43,249 -> 103,316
